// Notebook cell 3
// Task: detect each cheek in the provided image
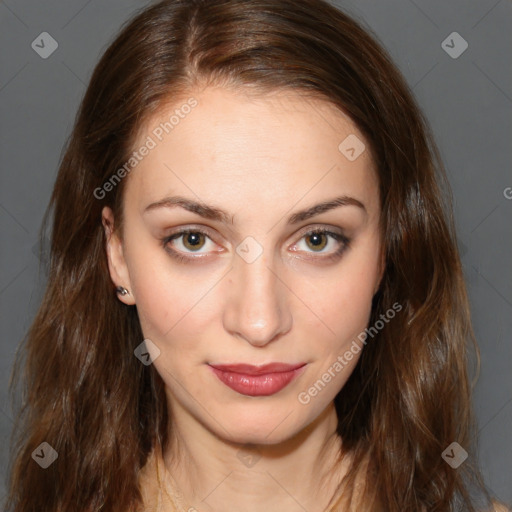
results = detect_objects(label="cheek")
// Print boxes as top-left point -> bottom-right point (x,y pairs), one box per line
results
298,251 -> 380,340
126,244 -> 217,341
133,271 -> 217,386
294,262 -> 377,406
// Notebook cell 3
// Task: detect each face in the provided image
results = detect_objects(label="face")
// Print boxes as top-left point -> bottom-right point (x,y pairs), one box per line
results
103,86 -> 384,445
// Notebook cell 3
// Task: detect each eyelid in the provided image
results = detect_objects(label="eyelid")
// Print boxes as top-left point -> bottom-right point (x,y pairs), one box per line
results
293,223 -> 346,238
163,224 -> 219,242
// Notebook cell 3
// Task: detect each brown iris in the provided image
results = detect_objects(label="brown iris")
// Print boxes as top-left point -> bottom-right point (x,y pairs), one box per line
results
182,232 -> 206,251
305,232 -> 328,251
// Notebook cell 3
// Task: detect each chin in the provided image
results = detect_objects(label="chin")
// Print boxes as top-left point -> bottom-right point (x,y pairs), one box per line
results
221,428 -> 297,447
208,404 -> 306,445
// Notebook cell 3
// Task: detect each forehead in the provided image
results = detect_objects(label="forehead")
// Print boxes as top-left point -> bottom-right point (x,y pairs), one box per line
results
124,87 -> 379,218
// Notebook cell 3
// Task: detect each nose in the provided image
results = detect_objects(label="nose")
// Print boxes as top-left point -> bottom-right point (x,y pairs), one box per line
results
222,250 -> 292,347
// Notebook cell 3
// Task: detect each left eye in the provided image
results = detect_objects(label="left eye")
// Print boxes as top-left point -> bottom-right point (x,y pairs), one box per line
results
291,230 -> 347,255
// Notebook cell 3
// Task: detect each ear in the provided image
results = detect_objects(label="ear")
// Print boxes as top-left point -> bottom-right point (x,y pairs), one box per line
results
102,206 -> 136,305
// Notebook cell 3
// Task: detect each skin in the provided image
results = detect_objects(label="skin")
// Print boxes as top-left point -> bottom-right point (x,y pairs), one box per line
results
103,86 -> 384,511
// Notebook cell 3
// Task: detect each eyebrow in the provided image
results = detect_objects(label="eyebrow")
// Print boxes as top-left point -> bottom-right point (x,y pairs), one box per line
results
143,194 -> 366,224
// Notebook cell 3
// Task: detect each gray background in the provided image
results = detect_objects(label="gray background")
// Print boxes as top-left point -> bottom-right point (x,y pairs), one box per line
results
0,0 -> 511,506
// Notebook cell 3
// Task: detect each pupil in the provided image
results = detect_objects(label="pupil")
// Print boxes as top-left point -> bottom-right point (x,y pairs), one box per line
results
306,233 -> 327,251
310,234 -> 322,246
187,233 -> 201,246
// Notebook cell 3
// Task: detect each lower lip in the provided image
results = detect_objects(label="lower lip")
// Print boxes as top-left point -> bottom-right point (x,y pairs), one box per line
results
209,365 -> 306,397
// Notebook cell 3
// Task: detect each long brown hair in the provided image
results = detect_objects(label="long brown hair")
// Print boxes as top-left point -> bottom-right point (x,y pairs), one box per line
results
6,0 -> 492,510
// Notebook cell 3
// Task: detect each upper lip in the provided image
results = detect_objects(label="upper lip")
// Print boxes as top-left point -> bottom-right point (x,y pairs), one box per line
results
208,362 -> 306,375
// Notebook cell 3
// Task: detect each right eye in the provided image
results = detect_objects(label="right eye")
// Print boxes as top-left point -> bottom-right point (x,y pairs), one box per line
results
161,227 -> 224,262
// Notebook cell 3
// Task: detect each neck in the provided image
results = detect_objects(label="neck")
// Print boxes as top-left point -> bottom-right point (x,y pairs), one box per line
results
162,401 -> 350,512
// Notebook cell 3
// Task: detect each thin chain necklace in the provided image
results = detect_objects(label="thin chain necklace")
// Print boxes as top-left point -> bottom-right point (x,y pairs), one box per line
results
155,450 -> 187,512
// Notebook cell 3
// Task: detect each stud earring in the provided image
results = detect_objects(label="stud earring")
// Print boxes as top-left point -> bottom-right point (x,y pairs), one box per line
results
116,286 -> 130,296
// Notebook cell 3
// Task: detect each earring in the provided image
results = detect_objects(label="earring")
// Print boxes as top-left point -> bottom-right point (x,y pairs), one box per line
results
116,286 -> 130,296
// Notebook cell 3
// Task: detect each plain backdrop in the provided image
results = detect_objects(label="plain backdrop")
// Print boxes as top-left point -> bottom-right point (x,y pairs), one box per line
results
0,0 -> 511,506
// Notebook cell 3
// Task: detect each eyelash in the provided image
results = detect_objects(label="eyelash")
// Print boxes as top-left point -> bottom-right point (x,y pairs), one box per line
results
161,227 -> 350,264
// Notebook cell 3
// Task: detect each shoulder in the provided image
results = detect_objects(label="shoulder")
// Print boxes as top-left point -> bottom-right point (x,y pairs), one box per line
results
490,500 -> 511,512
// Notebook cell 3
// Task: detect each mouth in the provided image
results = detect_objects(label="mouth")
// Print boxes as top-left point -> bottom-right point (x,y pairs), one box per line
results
207,362 -> 307,397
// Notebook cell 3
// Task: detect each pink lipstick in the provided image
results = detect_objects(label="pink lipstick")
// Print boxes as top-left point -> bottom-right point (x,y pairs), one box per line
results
208,362 -> 306,396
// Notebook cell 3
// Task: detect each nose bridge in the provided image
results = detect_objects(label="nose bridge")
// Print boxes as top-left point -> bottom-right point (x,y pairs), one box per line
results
223,245 -> 291,346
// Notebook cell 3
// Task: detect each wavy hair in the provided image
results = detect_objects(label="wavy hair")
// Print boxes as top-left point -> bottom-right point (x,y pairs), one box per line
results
6,0 -> 492,510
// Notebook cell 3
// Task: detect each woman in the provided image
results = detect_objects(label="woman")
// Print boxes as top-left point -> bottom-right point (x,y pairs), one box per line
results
5,0 -> 508,511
